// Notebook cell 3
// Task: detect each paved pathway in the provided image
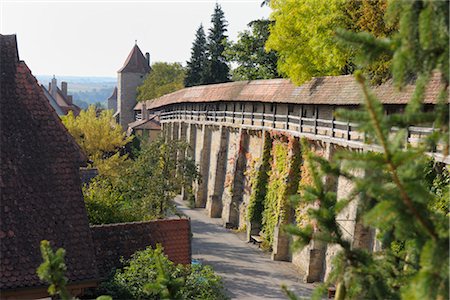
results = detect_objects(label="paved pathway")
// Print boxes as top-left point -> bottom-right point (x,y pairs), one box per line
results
174,197 -> 314,300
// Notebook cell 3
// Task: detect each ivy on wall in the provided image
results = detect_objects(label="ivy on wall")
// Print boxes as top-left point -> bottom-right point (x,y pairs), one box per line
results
295,151 -> 314,227
247,131 -> 272,226
260,133 -> 302,249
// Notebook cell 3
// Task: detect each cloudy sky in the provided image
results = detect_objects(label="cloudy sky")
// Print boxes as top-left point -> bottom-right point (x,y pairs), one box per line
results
1,0 -> 271,77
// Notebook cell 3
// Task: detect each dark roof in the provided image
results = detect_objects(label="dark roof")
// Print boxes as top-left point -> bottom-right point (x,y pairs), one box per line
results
90,219 -> 191,277
0,34 -> 98,291
40,84 -> 65,115
128,115 -> 161,131
41,85 -> 81,116
118,44 -> 151,74
136,73 -> 448,110
108,86 -> 117,100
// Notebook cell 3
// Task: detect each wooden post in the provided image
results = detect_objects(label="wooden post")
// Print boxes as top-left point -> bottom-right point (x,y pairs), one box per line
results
232,103 -> 236,124
241,103 -> 245,125
299,105 -> 303,132
285,107 -> 289,130
314,105 -> 318,135
405,126 -> 410,149
262,104 -> 266,127
346,120 -> 351,140
272,104 -> 276,128
331,112 -> 335,137
251,103 -> 254,126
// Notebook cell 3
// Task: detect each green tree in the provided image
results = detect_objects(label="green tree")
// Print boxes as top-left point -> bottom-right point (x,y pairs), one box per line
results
266,0 -> 397,85
266,0 -> 351,85
100,245 -> 228,300
225,19 -> 280,81
62,106 -> 131,176
137,62 -> 186,101
205,3 -> 230,84
185,24 -> 209,87
83,139 -> 199,224
283,0 -> 449,299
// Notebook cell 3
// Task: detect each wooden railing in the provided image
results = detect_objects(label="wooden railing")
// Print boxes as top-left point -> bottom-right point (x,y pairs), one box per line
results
158,109 -> 448,163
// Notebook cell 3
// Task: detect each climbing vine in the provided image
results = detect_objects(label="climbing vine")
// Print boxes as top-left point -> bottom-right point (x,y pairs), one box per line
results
247,131 -> 272,226
295,151 -> 314,227
260,134 -> 302,249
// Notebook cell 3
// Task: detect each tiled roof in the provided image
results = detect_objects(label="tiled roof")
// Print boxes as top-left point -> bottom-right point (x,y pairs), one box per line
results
128,115 -> 161,130
118,44 -> 151,74
90,219 -> 191,278
0,34 -> 98,291
41,84 -> 65,115
136,73 -> 447,110
41,85 -> 81,116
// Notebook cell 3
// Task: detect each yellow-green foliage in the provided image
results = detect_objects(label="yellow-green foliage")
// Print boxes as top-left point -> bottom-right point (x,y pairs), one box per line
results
260,135 -> 304,249
137,62 -> 185,101
247,132 -> 272,225
295,152 -> 313,227
266,0 -> 350,85
61,106 -> 132,176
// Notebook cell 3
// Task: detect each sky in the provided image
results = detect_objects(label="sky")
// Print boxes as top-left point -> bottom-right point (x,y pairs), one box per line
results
1,0 -> 271,77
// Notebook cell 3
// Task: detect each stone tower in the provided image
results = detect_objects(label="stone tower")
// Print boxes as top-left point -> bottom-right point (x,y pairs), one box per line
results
117,43 -> 151,129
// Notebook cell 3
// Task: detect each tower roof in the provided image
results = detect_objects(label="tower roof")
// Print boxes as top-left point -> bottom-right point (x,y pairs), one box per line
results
118,44 -> 151,74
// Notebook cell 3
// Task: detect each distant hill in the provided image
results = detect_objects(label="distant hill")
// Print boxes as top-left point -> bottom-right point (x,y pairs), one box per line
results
36,75 -> 116,109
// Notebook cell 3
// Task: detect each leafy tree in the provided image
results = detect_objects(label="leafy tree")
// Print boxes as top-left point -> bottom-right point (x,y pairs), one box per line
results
185,24 -> 209,87
266,0 -> 397,85
225,19 -> 280,81
137,62 -> 186,101
266,0 -> 351,85
99,245 -> 228,300
205,3 -> 230,84
61,106 -> 131,176
283,0 -> 449,299
83,139 -> 199,224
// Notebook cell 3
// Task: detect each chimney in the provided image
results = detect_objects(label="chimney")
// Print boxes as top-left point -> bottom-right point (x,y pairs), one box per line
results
145,52 -> 150,67
50,75 -> 57,98
61,81 -> 68,97
67,95 -> 73,105
142,102 -> 149,120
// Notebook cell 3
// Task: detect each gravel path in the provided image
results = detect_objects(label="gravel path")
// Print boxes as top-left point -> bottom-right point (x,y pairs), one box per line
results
174,197 -> 314,300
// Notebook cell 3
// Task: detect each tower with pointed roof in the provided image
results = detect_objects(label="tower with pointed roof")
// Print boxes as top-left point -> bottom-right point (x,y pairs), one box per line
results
117,43 -> 151,129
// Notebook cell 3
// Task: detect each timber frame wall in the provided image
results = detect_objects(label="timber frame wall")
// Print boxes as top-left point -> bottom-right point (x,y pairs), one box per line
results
145,100 -> 447,282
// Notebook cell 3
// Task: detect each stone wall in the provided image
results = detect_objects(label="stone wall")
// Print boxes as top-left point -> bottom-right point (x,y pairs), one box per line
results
90,219 -> 191,278
118,72 -> 145,129
160,102 -> 374,284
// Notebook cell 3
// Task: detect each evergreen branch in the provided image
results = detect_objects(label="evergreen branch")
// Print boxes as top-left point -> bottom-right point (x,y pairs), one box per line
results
355,72 -> 438,240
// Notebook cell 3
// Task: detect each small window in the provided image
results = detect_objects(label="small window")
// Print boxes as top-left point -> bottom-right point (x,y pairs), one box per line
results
270,103 -> 274,112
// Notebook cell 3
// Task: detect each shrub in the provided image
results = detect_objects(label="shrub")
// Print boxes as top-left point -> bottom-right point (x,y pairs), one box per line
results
100,245 -> 228,300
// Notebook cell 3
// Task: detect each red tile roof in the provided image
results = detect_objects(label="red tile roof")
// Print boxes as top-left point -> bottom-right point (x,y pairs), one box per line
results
118,44 -> 151,74
136,73 -> 447,110
0,34 -> 98,291
90,219 -> 191,278
128,114 -> 161,130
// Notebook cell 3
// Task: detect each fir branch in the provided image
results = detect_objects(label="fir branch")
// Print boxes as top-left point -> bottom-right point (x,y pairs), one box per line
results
355,72 -> 438,240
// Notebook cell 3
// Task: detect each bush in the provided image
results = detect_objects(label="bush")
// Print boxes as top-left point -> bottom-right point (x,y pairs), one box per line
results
100,245 -> 228,300
83,138 -> 199,225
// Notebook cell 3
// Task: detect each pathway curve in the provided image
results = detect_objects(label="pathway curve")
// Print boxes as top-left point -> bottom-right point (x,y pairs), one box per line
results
174,197 -> 314,300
